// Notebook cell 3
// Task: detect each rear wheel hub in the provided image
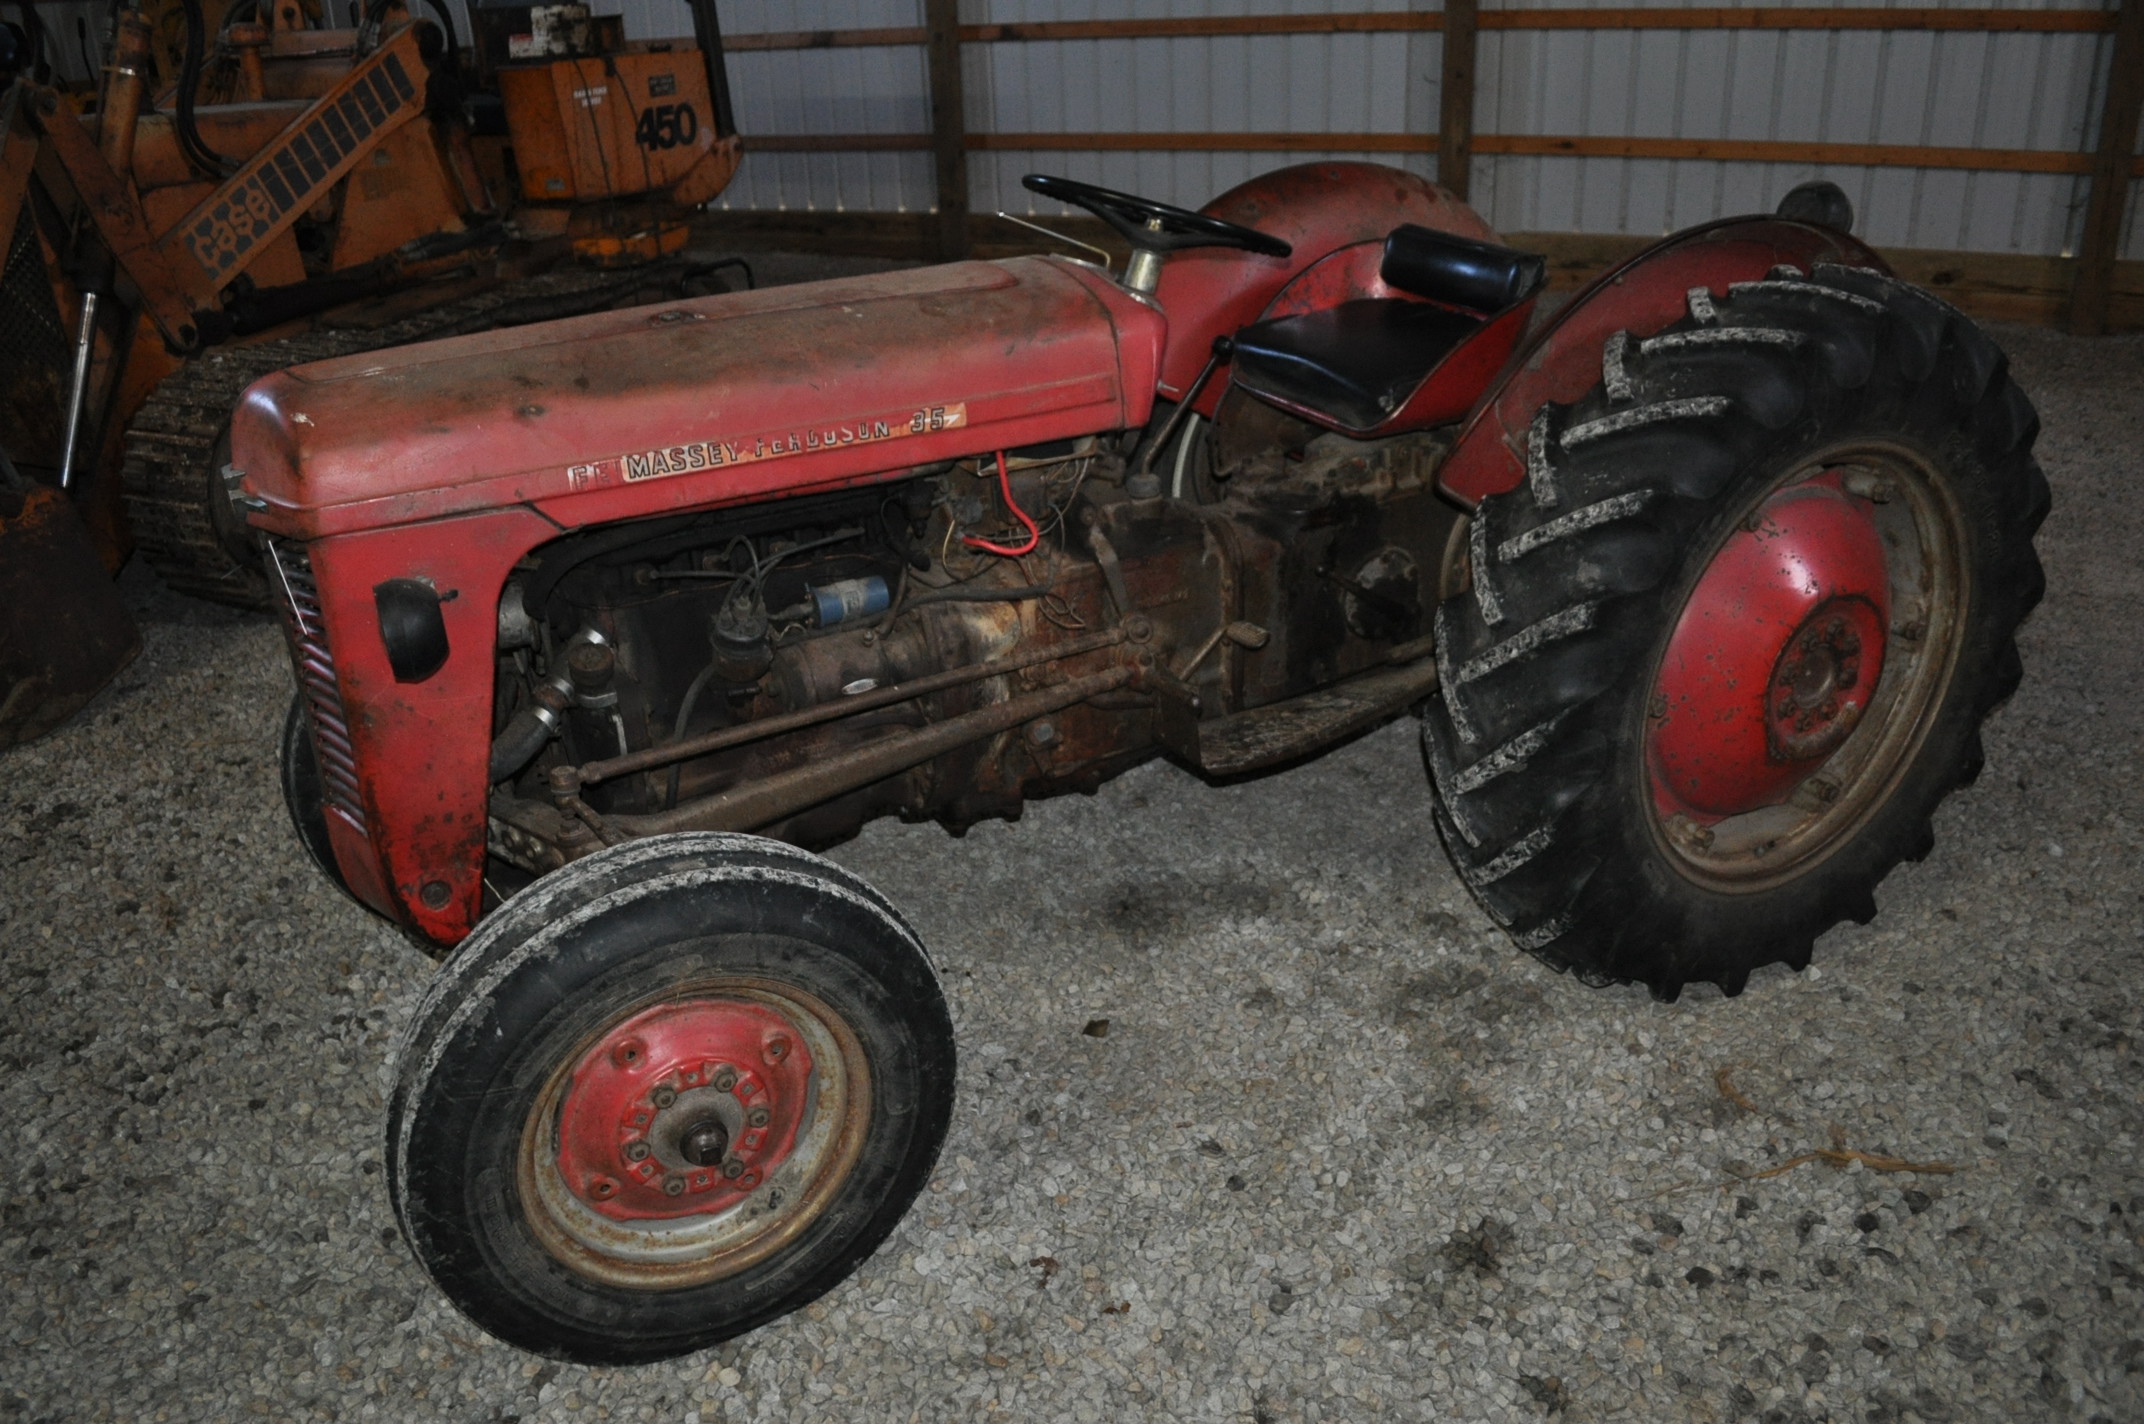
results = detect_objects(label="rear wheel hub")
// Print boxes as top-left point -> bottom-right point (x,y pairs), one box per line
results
1651,471 -> 1891,819
1767,603 -> 1876,761
1644,449 -> 1961,883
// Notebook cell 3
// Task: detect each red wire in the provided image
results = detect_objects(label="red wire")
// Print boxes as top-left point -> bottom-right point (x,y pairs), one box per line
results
961,451 -> 1040,558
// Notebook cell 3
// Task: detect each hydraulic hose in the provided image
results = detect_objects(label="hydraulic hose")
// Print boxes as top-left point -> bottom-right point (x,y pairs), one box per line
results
489,695 -> 564,783
174,0 -> 229,176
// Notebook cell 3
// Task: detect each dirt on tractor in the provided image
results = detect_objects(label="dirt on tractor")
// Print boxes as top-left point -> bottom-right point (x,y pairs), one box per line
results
0,282 -> 2138,1423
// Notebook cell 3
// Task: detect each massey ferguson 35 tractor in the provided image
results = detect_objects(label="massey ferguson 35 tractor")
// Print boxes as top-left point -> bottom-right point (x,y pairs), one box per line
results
231,162 -> 2046,1361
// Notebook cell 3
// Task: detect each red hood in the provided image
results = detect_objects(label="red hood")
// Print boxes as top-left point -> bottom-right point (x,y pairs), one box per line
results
235,256 -> 1165,538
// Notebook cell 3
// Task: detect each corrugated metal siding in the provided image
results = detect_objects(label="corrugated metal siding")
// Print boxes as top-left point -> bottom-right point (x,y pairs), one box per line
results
967,0 -> 1434,219
45,0 -> 2130,258
692,0 -> 938,210
1472,3 -> 2115,257
29,0 -> 111,86
689,0 -> 2135,261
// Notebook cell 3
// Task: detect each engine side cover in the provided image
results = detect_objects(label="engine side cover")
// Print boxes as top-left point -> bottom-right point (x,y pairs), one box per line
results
235,257 -> 1165,540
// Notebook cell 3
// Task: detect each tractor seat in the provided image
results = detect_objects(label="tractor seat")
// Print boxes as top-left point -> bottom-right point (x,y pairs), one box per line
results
1231,226 -> 1547,434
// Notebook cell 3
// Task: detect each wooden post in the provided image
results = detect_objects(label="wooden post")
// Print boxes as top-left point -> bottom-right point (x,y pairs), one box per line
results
2068,0 -> 2144,335
1438,0 -> 1479,201
923,0 -> 970,261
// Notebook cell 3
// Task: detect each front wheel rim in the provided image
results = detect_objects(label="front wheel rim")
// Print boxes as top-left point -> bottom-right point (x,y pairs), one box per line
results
516,974 -> 873,1291
1644,441 -> 1967,890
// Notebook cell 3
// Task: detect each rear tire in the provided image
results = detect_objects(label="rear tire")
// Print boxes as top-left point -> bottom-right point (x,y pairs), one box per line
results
387,833 -> 954,1363
1424,264 -> 2046,999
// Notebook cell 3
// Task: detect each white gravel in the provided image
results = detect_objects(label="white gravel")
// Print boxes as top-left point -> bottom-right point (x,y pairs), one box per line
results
2,317 -> 2139,1424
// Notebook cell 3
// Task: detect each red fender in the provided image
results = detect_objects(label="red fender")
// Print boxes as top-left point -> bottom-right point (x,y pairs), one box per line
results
1153,162 -> 1502,412
1437,217 -> 1891,508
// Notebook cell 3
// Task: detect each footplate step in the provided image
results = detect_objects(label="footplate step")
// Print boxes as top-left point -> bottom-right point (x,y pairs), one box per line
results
1161,657 -> 1440,777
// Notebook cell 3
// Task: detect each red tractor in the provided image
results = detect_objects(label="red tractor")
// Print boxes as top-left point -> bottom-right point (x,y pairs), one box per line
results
233,162 -> 2045,1362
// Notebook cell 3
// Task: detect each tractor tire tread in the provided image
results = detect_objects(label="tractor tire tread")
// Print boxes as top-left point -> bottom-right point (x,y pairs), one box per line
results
1424,262 -> 2044,997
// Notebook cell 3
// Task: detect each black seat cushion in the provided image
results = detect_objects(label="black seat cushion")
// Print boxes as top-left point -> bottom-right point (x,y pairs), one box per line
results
1380,225 -> 1547,313
1231,298 -> 1484,433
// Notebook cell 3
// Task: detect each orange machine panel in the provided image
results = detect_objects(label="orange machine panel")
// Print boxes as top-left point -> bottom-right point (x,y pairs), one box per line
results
500,50 -> 717,202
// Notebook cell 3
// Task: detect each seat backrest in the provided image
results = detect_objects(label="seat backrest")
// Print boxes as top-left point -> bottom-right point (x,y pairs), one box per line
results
1379,225 -> 1546,315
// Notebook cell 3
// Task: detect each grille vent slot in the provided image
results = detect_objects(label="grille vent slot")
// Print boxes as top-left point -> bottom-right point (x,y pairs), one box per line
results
266,539 -> 366,827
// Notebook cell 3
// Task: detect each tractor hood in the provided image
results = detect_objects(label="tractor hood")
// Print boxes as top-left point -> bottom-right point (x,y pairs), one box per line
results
234,257 -> 1166,539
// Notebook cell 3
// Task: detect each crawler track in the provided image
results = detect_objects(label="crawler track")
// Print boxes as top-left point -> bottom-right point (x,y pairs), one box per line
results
121,261 -> 724,608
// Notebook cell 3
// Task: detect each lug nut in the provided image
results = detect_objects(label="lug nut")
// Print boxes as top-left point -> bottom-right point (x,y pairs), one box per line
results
624,1140 -> 650,1162
721,1156 -> 746,1179
712,1067 -> 737,1093
746,1106 -> 771,1129
652,1085 -> 677,1109
680,1118 -> 731,1168
663,1175 -> 687,1196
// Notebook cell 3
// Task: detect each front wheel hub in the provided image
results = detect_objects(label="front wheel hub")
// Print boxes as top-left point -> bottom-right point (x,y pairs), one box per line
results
555,999 -> 812,1220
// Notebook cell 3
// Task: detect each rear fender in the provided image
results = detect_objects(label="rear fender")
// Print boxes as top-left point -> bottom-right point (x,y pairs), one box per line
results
1153,162 -> 1500,412
1438,216 -> 1890,507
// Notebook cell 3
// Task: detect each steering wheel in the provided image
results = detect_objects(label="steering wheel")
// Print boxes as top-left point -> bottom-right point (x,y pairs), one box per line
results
1022,174 -> 1292,259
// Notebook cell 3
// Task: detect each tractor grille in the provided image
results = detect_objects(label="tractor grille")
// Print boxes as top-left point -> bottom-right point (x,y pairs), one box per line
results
265,538 -> 366,827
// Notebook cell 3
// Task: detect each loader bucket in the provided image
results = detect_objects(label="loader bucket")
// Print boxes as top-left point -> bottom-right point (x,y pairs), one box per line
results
0,479 -> 141,750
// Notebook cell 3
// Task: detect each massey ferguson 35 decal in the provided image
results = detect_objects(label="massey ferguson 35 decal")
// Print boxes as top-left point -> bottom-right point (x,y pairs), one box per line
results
566,404 -> 968,490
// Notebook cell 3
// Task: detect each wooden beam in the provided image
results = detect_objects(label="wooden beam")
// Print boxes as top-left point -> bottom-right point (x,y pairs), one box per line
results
963,14 -> 1437,41
748,134 -> 934,152
2068,0 -> 2144,335
725,26 -> 926,51
1439,0 -> 1479,200
922,0 -> 969,261
752,127 -> 2144,173
924,131 -> 2098,173
721,8 -> 2118,52
1476,133 -> 2100,173
963,131 -> 1435,153
1483,6 -> 2114,31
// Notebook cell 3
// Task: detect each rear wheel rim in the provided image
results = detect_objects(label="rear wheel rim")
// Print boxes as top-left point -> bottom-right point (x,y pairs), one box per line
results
1644,441 -> 1967,890
516,974 -> 872,1291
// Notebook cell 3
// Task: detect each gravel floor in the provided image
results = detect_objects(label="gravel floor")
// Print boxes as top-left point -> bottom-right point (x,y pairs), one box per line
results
2,303 -> 2139,1424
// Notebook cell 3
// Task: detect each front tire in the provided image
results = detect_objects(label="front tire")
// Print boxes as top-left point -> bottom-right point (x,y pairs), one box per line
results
279,693 -> 349,898
387,833 -> 954,1363
1425,264 -> 2047,999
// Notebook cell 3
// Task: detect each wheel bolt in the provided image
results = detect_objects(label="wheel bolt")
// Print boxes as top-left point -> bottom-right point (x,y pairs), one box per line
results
765,1036 -> 790,1064
663,1175 -> 686,1196
721,1156 -> 746,1179
746,1106 -> 771,1129
712,1067 -> 737,1093
652,1085 -> 677,1109
624,1140 -> 650,1162
610,1038 -> 646,1070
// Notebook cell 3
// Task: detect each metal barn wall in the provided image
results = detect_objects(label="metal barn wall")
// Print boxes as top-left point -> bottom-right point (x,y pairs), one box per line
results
24,0 -> 2134,260
676,0 -> 2141,263
1470,3 -> 2128,259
